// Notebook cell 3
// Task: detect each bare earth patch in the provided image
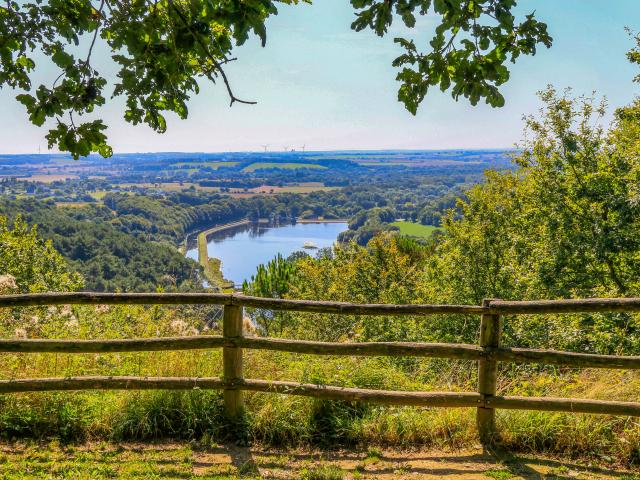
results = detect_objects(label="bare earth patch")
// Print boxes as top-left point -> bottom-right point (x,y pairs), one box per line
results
0,442 -> 636,479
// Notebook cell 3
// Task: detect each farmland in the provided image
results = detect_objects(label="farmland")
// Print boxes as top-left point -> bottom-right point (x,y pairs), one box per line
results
242,162 -> 328,172
22,174 -> 79,183
390,221 -> 440,238
172,161 -> 239,169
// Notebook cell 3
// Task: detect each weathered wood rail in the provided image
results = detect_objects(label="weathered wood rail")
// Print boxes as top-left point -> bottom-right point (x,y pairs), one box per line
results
2,292 -> 640,444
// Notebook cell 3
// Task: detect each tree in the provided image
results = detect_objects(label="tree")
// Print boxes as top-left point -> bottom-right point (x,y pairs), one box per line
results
1,0 -> 551,158
0,215 -> 83,292
242,253 -> 295,335
428,86 -> 640,303
288,234 -> 430,342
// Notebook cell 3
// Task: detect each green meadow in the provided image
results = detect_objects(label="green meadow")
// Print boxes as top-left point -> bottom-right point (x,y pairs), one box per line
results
242,163 -> 328,172
390,221 -> 440,238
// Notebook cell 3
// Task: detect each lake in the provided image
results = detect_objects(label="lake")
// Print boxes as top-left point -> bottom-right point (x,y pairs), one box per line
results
186,221 -> 347,285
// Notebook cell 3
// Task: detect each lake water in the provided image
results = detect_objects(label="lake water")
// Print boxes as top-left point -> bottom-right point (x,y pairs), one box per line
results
186,222 -> 347,285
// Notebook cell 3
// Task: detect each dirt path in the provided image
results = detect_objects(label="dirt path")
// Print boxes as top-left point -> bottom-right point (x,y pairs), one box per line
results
192,445 -> 635,479
0,442 -> 635,479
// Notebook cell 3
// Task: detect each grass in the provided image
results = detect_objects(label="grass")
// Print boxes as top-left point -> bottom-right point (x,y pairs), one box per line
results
484,469 -> 514,479
3,304 -> 640,471
242,162 -> 328,172
88,190 -> 110,200
300,464 -> 345,479
390,221 -> 440,238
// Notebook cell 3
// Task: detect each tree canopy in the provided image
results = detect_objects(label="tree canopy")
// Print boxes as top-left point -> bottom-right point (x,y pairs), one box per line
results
0,215 -> 83,293
1,0 -> 551,158
262,88 -> 640,354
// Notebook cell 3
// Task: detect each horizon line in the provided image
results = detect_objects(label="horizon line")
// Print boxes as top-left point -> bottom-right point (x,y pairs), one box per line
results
0,147 -> 520,157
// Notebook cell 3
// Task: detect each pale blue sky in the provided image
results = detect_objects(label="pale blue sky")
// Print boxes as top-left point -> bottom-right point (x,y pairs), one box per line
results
1,0 -> 639,154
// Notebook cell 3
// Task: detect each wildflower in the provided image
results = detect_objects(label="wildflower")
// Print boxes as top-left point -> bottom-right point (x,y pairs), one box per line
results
95,304 -> 110,314
13,328 -> 27,339
64,317 -> 79,329
0,275 -> 18,294
170,319 -> 198,336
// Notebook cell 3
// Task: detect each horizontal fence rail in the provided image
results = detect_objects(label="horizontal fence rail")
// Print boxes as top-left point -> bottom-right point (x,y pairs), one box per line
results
493,347 -> 640,369
0,376 -> 639,416
2,293 -> 640,444
5,292 -> 640,314
0,337 -> 485,359
490,298 -> 640,314
0,292 -> 487,315
3,337 -> 639,368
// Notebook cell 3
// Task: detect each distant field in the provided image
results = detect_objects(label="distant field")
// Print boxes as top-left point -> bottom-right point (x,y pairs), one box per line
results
10,180 -> 336,200
356,161 -> 413,166
172,161 -> 239,169
55,201 -> 93,208
307,154 -> 399,160
89,190 -> 110,200
23,174 -> 79,183
242,162 -> 328,172
390,221 -> 440,238
108,181 -> 335,195
355,159 -> 484,167
248,184 -> 337,194
119,182 -> 220,192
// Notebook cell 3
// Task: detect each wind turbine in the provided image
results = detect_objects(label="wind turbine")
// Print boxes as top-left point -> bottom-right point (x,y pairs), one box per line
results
283,146 -> 289,152
260,144 -> 268,152
301,144 -> 306,153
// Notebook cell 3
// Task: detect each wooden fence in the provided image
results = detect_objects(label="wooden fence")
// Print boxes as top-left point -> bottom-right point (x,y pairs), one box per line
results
2,292 -> 640,444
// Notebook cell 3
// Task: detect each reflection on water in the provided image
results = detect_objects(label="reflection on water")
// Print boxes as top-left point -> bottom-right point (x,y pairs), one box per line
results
186,222 -> 347,286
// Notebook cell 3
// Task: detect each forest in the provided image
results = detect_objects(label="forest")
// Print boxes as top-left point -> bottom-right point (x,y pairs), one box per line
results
0,158 -> 480,291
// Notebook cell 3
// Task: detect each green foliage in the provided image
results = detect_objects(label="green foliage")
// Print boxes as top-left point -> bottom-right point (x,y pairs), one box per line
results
288,234 -> 431,342
484,469 -> 513,479
244,253 -> 295,299
1,0 -> 554,158
0,214 -> 82,293
340,206 -> 396,245
271,88 -> 640,354
111,390 -> 226,440
626,28 -> 640,84
431,87 -> 640,305
243,253 -> 296,335
357,0 -> 553,112
1,0 -> 286,158
300,464 -> 345,480
1,199 -> 201,292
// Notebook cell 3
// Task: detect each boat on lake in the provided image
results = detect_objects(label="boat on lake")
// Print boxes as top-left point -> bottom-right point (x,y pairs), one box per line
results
303,241 -> 318,249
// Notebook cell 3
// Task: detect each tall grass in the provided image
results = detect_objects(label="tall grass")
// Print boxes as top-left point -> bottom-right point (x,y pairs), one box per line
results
1,304 -> 640,466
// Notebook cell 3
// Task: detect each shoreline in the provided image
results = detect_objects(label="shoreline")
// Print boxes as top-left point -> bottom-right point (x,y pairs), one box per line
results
189,218 -> 348,290
295,218 -> 349,224
195,219 -> 263,290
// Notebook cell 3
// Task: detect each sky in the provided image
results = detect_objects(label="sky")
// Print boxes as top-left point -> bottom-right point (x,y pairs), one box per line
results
1,0 -> 639,154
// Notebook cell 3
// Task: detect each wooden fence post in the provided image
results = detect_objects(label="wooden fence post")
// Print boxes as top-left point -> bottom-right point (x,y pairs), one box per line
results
223,304 -> 244,418
477,298 -> 501,445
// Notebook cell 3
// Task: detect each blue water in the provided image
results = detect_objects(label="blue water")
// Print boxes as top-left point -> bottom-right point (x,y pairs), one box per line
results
186,222 -> 346,285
